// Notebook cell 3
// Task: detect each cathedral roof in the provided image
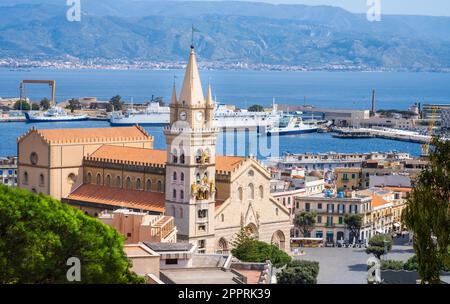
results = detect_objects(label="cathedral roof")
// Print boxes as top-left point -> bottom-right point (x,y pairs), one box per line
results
87,145 -> 245,173
66,184 -> 165,213
88,145 -> 166,167
19,125 -> 151,145
178,47 -> 205,105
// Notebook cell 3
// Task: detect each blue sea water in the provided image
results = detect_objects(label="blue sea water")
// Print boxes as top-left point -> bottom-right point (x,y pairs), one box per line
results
1,68 -> 447,157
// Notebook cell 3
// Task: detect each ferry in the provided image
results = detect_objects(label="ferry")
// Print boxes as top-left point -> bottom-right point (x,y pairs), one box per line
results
266,115 -> 318,136
109,102 -> 283,130
24,106 -> 88,122
109,102 -> 170,126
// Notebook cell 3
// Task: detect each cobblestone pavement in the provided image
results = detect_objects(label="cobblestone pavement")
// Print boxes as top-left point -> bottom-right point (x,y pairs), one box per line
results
293,244 -> 415,284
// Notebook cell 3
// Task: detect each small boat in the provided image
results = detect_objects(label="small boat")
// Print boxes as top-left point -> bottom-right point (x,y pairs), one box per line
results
266,115 -> 318,136
109,102 -> 170,126
25,106 -> 88,122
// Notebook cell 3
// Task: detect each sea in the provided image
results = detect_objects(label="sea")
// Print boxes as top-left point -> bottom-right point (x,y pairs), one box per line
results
1,68 -> 449,158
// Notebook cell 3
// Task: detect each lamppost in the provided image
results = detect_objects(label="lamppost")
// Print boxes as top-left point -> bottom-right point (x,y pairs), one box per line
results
383,239 -> 389,261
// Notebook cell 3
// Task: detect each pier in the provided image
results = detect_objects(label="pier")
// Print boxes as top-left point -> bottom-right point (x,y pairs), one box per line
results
332,127 -> 439,144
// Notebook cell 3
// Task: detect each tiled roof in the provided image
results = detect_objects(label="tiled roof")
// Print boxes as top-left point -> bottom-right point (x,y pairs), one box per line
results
67,184 -> 165,213
216,155 -> 245,172
87,145 -> 245,173
88,145 -> 166,166
19,126 -> 151,144
382,186 -> 412,193
371,194 -> 390,208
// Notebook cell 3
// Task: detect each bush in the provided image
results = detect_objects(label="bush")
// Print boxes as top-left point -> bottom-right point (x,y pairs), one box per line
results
381,260 -> 404,271
366,234 -> 393,259
403,255 -> 419,271
231,239 -> 291,268
277,260 -> 320,284
0,185 -> 144,284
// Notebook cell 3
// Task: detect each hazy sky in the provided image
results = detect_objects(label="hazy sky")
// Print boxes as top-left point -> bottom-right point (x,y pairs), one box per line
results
243,0 -> 450,16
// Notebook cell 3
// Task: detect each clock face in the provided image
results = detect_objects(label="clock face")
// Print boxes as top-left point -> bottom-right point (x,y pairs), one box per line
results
195,111 -> 204,122
179,111 -> 187,121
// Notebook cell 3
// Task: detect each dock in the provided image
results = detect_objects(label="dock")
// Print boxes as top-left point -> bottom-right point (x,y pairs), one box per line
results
333,127 -> 435,144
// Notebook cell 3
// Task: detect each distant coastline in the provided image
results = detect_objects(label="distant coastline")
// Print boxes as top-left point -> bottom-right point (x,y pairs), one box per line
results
2,58 -> 450,73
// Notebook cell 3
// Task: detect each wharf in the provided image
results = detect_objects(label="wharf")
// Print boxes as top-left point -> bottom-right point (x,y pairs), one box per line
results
333,127 -> 432,144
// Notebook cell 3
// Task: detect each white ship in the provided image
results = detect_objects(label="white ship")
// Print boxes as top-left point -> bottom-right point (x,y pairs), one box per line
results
109,102 -> 170,126
266,115 -> 318,136
109,102 -> 283,130
25,106 -> 88,122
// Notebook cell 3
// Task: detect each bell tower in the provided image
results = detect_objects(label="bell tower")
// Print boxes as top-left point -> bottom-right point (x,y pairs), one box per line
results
164,45 -> 218,253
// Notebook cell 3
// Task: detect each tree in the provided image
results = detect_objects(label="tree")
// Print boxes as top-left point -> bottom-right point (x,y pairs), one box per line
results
40,98 -> 51,110
277,260 -> 319,284
31,103 -> 40,111
0,185 -> 144,284
13,100 -> 30,111
402,137 -> 450,284
109,95 -> 124,111
294,212 -> 317,237
366,234 -> 393,260
231,228 -> 291,268
344,214 -> 363,241
67,98 -> 81,113
248,104 -> 264,112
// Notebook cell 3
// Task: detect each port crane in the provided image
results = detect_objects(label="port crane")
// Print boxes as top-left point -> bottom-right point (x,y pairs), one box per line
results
19,80 -> 56,106
420,105 -> 438,157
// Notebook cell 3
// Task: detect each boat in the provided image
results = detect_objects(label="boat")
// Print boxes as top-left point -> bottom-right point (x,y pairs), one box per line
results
266,115 -> 318,136
109,102 -> 283,130
24,106 -> 88,122
109,102 -> 170,126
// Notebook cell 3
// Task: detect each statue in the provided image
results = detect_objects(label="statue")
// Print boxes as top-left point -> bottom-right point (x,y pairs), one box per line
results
202,174 -> 208,185
201,150 -> 208,164
191,183 -> 198,197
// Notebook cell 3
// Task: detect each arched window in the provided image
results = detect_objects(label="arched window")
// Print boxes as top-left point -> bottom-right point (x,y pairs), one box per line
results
172,206 -> 176,218
172,149 -> 178,163
248,183 -> 255,200
179,208 -> 183,219
136,178 -> 141,190
180,152 -> 185,164
157,180 -> 163,192
116,176 -> 121,187
39,174 -> 44,187
173,171 -> 177,181
105,175 -> 111,187
238,187 -> 243,201
96,173 -> 101,185
173,189 -> 177,199
146,179 -> 152,191
67,173 -> 76,185
221,214 -> 225,222
180,190 -> 184,200
126,177 -> 131,189
275,208 -> 279,216
180,172 -> 184,182
259,185 -> 264,199
86,172 -> 92,184
196,173 -> 201,184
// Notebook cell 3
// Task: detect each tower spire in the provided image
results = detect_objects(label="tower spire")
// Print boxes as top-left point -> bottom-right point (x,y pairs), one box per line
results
178,47 -> 204,105
206,83 -> 213,105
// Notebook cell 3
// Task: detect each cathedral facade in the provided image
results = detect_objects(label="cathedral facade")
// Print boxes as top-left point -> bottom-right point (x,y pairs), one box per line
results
17,46 -> 291,254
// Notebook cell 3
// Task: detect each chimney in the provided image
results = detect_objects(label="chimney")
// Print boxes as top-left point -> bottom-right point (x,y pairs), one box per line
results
371,89 -> 376,117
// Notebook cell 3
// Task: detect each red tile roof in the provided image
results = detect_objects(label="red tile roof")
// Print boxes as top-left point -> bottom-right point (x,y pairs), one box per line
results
89,145 -> 166,166
216,155 -> 245,172
67,184 -> 165,213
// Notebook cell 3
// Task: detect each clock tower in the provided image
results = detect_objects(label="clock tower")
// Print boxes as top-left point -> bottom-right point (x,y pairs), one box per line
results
164,45 -> 218,253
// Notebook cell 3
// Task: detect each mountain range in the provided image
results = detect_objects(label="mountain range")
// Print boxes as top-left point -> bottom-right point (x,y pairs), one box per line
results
1,0 -> 450,71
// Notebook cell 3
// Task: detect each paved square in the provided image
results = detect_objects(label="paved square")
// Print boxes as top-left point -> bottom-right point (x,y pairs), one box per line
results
294,244 -> 415,284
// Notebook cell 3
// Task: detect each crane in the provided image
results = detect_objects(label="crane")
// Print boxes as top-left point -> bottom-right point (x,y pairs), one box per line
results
421,105 -> 438,157
19,80 -> 56,106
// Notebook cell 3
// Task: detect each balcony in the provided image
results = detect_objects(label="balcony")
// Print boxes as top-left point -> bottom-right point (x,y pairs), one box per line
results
325,223 -> 335,228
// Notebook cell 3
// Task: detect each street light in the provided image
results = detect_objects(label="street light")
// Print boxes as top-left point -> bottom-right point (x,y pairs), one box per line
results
383,239 -> 389,261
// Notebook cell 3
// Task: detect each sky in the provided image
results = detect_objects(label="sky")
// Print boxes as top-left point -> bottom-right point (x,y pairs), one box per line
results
241,0 -> 450,17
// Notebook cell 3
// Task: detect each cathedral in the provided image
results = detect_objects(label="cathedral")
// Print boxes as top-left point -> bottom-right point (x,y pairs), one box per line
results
17,46 -> 291,254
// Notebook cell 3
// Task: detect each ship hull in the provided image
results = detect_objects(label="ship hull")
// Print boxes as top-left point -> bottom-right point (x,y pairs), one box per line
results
267,128 -> 318,136
24,112 -> 88,122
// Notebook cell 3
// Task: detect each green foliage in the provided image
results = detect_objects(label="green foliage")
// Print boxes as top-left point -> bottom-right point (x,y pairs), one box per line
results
277,260 -> 319,284
231,228 -> 291,268
109,95 -> 124,111
402,137 -> 450,284
247,104 -> 264,112
13,100 -> 30,111
403,255 -> 419,271
294,211 -> 317,237
40,98 -> 51,110
0,185 -> 144,284
31,103 -> 40,111
381,260 -> 405,271
344,214 -> 363,241
67,98 -> 81,113
366,234 -> 393,259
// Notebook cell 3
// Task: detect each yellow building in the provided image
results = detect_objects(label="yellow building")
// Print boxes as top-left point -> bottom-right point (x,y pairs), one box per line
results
18,46 -> 291,254
335,167 -> 363,191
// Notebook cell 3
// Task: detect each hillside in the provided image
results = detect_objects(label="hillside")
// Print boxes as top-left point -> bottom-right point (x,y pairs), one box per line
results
1,0 -> 450,71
